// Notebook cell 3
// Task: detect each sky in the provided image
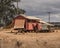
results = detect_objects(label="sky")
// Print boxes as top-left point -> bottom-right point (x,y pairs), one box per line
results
14,0 -> 60,22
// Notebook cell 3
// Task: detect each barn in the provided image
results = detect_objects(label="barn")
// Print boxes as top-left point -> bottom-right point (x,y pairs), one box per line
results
10,14 -> 54,32
13,14 -> 42,32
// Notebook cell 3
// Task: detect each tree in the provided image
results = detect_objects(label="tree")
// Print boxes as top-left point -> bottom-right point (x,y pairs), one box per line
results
0,0 -> 25,27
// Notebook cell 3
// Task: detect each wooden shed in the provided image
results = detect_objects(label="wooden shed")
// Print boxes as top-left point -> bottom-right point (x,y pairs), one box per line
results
13,14 -> 41,32
10,14 -> 54,32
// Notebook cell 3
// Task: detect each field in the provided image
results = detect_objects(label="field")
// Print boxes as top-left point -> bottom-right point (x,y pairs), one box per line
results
0,29 -> 60,48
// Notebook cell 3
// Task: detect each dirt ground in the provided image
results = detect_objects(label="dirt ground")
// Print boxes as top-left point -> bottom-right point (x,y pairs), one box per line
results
0,29 -> 60,48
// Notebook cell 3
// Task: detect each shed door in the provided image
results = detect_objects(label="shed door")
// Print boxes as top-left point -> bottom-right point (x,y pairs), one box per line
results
26,22 -> 33,30
38,23 -> 42,30
14,19 -> 25,28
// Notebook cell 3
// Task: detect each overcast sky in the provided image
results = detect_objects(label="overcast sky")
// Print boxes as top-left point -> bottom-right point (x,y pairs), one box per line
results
14,0 -> 60,22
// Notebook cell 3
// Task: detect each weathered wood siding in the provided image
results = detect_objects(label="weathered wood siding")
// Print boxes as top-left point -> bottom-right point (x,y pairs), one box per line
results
14,19 -> 25,28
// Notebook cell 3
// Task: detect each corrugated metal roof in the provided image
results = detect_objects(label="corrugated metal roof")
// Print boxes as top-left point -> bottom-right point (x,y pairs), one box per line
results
39,20 -> 54,26
26,16 -> 40,20
17,14 -> 54,26
20,14 -> 40,20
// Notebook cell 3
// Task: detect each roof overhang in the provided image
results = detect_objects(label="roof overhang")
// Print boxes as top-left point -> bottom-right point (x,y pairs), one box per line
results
39,20 -> 54,26
20,14 -> 40,20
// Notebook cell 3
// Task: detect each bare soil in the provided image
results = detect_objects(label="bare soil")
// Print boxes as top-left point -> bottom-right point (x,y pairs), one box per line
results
0,29 -> 60,48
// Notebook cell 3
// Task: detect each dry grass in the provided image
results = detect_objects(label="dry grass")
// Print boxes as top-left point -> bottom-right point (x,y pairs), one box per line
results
0,29 -> 60,48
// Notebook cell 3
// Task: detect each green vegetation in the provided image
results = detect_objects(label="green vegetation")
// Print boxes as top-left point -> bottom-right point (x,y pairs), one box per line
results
0,0 -> 25,27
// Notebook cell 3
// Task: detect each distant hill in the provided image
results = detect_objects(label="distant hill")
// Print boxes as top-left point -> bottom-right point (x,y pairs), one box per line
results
49,22 -> 60,28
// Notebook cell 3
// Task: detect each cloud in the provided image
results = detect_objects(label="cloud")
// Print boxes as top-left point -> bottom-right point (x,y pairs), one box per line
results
15,0 -> 60,22
19,0 -> 60,15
